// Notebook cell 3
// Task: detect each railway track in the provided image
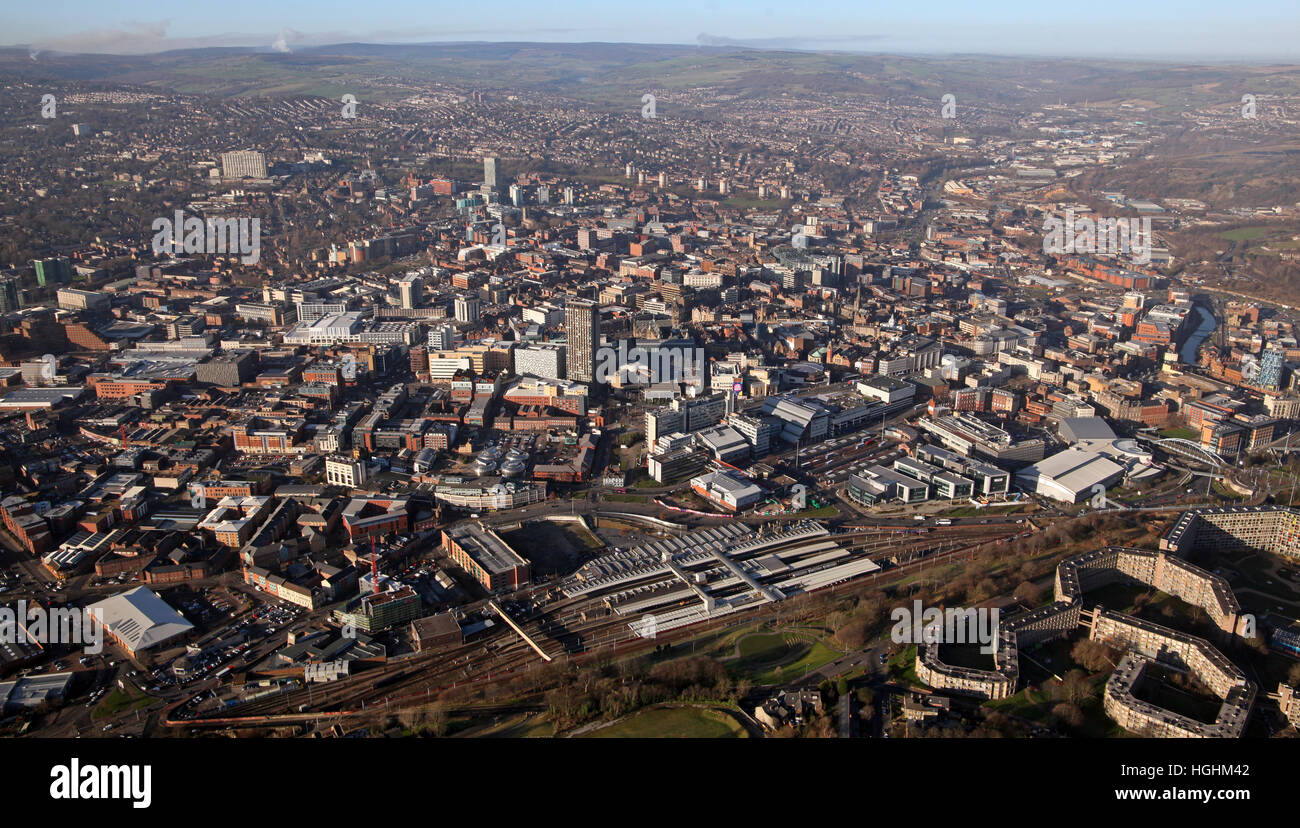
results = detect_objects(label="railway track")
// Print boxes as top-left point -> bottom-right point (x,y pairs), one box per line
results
176,523 -> 1025,727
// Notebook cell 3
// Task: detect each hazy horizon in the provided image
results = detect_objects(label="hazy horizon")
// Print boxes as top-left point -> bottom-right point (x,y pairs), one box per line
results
8,0 -> 1300,62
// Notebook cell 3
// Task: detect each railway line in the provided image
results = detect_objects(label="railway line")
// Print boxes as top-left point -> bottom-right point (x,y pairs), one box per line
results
172,522 -> 1025,728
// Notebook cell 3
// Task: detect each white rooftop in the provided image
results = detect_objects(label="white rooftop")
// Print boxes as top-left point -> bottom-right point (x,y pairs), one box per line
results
87,586 -> 194,653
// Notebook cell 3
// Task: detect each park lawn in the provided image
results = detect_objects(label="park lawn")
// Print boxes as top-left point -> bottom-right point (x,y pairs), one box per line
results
1217,226 -> 1271,242
751,639 -> 840,684
481,712 -> 557,738
794,505 -> 839,518
581,705 -> 747,738
729,631 -> 842,685
836,664 -> 873,681
93,687 -> 154,720
737,632 -> 800,662
1213,481 -> 1249,500
704,623 -> 760,657
722,195 -> 783,210
887,645 -> 921,687
985,686 -> 1054,721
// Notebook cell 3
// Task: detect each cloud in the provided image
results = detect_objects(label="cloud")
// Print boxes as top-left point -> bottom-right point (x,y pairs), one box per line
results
18,23 -> 622,55
696,32 -> 889,51
28,20 -> 251,55
271,28 -> 301,53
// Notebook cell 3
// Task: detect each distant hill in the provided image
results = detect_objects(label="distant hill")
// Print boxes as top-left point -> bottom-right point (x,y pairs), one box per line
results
5,42 -> 1300,110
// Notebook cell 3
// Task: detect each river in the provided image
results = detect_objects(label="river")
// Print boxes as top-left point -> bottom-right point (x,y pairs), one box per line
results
1180,304 -> 1217,365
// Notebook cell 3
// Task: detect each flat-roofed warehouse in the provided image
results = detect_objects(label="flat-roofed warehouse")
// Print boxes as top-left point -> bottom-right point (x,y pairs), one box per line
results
0,386 -> 86,409
410,611 -> 463,651
442,522 -> 531,591
0,673 -> 74,711
86,586 -> 195,655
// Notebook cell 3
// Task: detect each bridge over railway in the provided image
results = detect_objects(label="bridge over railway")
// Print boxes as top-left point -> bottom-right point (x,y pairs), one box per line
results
487,600 -> 554,662
1145,437 -> 1227,468
170,523 -> 1030,728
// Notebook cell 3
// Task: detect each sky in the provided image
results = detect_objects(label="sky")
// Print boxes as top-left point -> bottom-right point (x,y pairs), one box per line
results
8,0 -> 1300,61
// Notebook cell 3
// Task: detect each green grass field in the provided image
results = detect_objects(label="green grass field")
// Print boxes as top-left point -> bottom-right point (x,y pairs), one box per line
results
985,685 -> 1054,720
1217,227 -> 1271,242
581,706 -> 747,738
728,631 -> 842,684
479,712 -> 557,738
635,475 -> 676,488
887,645 -> 921,686
793,505 -> 839,518
93,687 -> 154,720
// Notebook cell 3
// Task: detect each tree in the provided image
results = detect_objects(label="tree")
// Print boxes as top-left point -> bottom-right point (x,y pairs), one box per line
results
834,617 -> 871,650
1051,702 -> 1085,730
806,715 -> 836,738
1071,639 -> 1119,673
398,701 -> 448,736
1058,669 -> 1093,706
1243,633 -> 1269,655
1288,662 -> 1300,687
1013,580 -> 1043,605
818,678 -> 836,701
972,577 -> 999,603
